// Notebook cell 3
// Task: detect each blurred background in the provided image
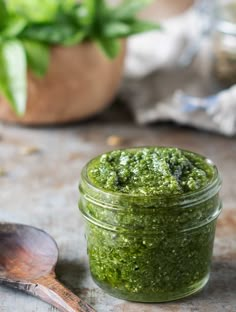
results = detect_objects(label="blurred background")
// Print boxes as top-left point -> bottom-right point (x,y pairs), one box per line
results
0,0 -> 236,133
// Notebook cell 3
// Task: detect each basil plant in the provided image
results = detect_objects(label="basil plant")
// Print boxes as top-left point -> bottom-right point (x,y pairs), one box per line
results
0,0 -> 159,116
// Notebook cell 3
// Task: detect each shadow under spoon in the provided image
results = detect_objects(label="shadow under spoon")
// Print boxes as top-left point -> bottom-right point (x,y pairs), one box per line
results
0,223 -> 95,312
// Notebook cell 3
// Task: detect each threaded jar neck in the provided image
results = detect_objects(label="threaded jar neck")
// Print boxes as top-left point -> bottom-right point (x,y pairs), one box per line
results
79,150 -> 222,233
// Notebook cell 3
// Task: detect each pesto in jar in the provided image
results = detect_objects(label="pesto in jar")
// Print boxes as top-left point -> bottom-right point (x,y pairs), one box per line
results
88,147 -> 214,195
79,147 -> 222,302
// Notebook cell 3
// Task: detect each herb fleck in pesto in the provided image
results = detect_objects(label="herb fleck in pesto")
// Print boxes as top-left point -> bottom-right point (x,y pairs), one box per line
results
79,147 -> 222,302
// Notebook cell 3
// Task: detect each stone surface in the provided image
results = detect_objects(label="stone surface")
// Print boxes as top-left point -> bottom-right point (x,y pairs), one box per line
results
0,117 -> 235,312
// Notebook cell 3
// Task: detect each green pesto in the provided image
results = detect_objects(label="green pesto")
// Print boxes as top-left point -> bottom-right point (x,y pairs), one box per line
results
79,147 -> 221,302
87,147 -> 214,195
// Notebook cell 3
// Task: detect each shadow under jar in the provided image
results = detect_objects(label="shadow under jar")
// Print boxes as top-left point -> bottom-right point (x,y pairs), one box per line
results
79,148 -> 222,302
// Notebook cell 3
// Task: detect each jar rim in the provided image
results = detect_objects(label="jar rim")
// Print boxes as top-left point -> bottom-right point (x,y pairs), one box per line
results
80,147 -> 222,208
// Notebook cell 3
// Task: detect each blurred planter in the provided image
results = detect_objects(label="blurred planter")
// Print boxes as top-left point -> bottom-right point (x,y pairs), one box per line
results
141,0 -> 194,21
0,41 -> 126,125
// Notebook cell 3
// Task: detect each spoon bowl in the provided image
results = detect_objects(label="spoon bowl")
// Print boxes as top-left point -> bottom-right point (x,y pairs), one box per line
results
0,223 -> 95,312
0,223 -> 58,280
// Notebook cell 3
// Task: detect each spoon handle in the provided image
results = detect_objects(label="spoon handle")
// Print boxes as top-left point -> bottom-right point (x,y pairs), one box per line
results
33,274 -> 96,312
0,275 -> 95,312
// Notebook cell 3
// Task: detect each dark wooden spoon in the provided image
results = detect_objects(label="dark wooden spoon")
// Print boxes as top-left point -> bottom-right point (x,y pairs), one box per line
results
0,223 -> 95,312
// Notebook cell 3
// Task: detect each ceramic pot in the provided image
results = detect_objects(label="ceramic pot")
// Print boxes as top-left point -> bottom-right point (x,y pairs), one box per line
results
0,41 -> 125,125
142,0 -> 194,20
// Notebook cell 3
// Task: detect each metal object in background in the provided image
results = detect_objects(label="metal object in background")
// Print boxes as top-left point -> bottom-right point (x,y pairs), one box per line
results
213,0 -> 236,84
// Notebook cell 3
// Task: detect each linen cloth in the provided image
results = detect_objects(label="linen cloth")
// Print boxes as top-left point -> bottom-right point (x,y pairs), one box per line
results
122,5 -> 236,136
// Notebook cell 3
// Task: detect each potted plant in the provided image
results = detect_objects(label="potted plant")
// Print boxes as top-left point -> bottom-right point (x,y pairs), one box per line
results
0,0 -> 159,125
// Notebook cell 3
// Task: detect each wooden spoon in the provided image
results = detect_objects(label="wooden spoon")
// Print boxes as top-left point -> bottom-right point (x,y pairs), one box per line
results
0,223 -> 95,312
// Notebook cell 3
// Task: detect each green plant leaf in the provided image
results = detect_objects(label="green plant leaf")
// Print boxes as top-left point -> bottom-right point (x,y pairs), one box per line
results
83,0 -> 96,19
0,40 -> 27,115
0,41 -> 27,115
59,0 -> 76,12
2,16 -> 27,38
79,0 -> 106,28
111,0 -> 154,21
73,5 -> 93,27
0,0 -> 8,30
103,22 -> 131,38
95,0 -> 106,13
96,37 -> 121,59
23,40 -> 49,77
6,0 -> 61,22
21,23 -> 78,44
62,31 -> 86,46
128,19 -> 161,35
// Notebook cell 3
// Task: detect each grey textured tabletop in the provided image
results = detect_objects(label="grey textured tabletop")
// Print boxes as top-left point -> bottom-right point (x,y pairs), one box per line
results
0,111 -> 235,312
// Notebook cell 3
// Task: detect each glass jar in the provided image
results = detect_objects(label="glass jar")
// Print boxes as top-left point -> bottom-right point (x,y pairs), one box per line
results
79,148 -> 222,302
213,0 -> 236,84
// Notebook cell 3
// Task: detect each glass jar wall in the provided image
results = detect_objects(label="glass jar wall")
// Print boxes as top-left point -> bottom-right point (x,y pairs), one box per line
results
79,148 -> 222,302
